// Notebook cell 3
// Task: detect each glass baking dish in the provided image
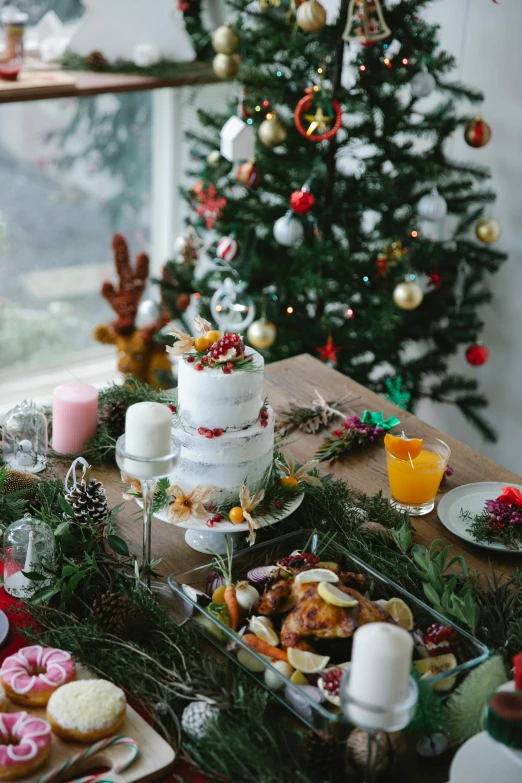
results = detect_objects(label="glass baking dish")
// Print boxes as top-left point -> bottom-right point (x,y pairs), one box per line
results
167,530 -> 489,736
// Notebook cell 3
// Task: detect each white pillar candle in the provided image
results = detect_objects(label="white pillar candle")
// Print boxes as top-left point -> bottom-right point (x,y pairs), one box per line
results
124,401 -> 173,478
346,623 -> 413,731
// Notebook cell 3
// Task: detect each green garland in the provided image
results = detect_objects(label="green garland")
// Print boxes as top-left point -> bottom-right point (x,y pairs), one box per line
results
61,53 -> 216,81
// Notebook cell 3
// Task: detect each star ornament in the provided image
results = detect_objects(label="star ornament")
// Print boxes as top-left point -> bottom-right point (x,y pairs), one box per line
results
304,107 -> 332,136
316,336 -> 342,364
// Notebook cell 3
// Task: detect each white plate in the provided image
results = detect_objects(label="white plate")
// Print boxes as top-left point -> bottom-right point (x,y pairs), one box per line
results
450,732 -> 522,783
0,611 -> 9,647
437,482 -> 522,553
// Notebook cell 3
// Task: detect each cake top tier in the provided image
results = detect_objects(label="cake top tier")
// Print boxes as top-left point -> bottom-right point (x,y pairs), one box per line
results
168,317 -> 265,432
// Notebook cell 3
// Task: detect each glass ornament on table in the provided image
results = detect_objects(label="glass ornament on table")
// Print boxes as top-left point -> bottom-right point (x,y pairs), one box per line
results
115,434 -> 179,591
2,400 -> 48,473
3,514 -> 55,597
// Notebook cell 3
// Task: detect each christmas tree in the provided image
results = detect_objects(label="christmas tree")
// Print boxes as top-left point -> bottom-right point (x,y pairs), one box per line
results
161,0 -> 506,440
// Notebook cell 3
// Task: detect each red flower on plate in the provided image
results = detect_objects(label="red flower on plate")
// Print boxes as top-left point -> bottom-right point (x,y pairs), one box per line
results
497,486 -> 522,508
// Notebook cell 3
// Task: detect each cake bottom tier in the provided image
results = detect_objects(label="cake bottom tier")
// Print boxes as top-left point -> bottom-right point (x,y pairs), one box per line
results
169,406 -> 275,500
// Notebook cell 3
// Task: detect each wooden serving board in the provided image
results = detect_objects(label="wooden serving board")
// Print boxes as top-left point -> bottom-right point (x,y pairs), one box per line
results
7,667 -> 175,783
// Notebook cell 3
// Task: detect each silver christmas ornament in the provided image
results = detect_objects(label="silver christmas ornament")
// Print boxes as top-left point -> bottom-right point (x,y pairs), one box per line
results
181,701 -> 219,740
411,69 -> 436,98
136,298 -> 160,328
417,188 -> 447,222
273,211 -> 304,247
211,277 -> 256,331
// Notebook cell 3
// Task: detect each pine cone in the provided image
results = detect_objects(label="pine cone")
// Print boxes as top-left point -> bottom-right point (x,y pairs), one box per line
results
92,590 -> 147,641
99,400 -> 127,439
302,730 -> 337,781
2,468 -> 39,496
87,50 -> 108,70
65,478 -> 109,525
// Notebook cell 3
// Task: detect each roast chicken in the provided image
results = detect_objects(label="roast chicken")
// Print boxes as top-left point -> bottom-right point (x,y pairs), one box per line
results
256,571 -> 394,652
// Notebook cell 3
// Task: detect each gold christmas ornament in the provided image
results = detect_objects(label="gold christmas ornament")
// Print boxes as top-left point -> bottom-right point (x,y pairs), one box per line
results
475,216 -> 501,244
296,0 -> 327,32
211,25 -> 240,55
247,318 -> 277,350
343,0 -> 391,43
393,280 -> 423,310
464,116 -> 491,148
258,114 -> 287,147
212,53 -> 239,81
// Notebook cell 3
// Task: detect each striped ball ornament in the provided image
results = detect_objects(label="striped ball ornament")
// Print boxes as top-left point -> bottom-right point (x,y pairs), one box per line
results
216,235 -> 240,262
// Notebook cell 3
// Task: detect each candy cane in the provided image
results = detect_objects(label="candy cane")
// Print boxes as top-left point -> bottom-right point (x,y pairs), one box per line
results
36,736 -> 139,783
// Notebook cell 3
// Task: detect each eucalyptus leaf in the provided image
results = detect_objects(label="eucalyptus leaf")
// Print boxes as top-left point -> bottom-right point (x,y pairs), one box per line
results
21,571 -> 47,581
54,520 -> 70,536
108,534 -> 130,556
58,495 -> 76,518
31,585 -> 60,604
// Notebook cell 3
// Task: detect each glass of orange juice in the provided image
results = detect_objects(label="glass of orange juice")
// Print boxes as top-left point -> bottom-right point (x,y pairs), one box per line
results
385,435 -> 451,515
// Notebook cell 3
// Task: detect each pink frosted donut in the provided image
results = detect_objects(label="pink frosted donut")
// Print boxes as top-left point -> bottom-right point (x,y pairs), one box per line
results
0,712 -> 52,780
0,646 -> 75,706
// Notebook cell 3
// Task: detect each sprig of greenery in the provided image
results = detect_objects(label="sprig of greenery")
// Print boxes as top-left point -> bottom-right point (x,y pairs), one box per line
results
276,396 -> 348,436
461,507 -> 522,550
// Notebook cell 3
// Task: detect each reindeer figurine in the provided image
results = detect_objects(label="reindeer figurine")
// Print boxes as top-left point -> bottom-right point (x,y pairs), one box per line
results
93,234 -> 172,389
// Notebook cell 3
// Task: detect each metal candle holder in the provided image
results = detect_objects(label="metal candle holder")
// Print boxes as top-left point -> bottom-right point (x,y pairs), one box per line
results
116,434 -> 179,589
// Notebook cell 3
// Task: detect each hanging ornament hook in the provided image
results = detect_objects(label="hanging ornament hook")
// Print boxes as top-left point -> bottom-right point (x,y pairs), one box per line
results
64,457 -> 91,494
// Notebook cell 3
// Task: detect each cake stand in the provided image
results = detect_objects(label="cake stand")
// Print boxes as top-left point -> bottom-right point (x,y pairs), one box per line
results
136,493 -> 304,554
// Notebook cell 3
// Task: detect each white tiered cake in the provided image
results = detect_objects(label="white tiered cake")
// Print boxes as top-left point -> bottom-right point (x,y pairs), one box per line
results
169,323 -> 274,501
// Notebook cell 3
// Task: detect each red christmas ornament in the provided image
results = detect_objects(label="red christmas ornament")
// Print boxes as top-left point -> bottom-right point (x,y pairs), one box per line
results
428,269 -> 442,290
294,89 -> 343,142
316,336 -> 342,364
466,344 -> 489,366
464,116 -> 491,148
290,189 -> 315,214
216,234 -> 240,262
194,185 -> 227,230
237,159 -> 262,189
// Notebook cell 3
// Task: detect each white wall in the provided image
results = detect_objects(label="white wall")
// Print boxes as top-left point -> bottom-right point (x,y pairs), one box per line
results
414,0 -> 522,474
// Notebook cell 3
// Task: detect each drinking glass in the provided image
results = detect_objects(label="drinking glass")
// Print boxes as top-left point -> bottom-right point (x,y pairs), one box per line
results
385,435 -> 450,515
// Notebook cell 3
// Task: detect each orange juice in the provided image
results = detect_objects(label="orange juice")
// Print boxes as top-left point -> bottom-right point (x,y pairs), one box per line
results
385,436 -> 450,515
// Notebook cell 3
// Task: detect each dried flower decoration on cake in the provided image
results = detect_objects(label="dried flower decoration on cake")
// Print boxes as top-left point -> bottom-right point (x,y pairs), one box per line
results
167,325 -> 196,357
276,448 -> 323,489
462,486 -> 522,549
167,485 -> 216,523
239,484 -> 265,545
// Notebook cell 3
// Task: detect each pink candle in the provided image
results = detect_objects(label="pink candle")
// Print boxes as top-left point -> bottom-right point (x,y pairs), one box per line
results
52,383 -> 99,454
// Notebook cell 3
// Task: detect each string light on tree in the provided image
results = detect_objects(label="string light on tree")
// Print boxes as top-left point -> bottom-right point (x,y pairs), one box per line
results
464,116 -> 491,148
475,217 -> 501,244
393,279 -> 423,310
296,0 -> 327,32
466,343 -> 489,367
258,113 -> 287,147
273,211 -> 304,247
417,188 -> 447,221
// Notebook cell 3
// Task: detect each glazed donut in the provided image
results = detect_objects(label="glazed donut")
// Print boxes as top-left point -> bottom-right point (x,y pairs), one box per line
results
0,646 -> 75,707
47,680 -> 127,742
0,712 -> 52,781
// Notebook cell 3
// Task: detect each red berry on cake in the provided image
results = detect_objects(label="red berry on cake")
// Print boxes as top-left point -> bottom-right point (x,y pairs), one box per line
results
198,427 -> 207,436
260,420 -> 268,428
222,366 -> 232,374
194,363 -> 204,371
168,404 -> 177,413
424,623 -> 459,656
205,431 -> 214,439
187,356 -> 195,363
202,356 -> 209,364
260,408 -> 269,420
213,429 -> 223,437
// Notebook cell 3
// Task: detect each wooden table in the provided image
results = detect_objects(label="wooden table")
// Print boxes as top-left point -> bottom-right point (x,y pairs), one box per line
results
92,354 -> 521,783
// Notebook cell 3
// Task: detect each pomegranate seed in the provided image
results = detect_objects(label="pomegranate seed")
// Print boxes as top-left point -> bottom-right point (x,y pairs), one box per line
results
198,427 -> 207,435
195,363 -> 203,371
187,356 -> 195,363
223,367 -> 232,374
260,420 -> 268,428
202,356 -> 209,364
274,500 -> 283,510
206,519 -> 214,527
168,404 -> 177,413
205,431 -> 214,438
260,409 -> 269,419
227,361 -> 234,369
213,428 -> 223,437
214,513 -> 224,521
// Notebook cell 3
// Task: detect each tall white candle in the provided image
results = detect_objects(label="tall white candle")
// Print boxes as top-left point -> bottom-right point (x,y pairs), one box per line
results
346,623 -> 413,731
124,402 -> 173,478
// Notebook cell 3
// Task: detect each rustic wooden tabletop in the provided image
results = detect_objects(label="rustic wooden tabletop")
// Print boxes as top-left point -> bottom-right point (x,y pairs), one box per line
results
91,354 -> 521,783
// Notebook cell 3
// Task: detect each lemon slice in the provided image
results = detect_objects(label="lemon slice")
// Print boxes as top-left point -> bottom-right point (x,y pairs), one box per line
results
317,581 -> 359,607
295,568 -> 340,585
287,648 -> 330,674
385,597 -> 414,630
290,670 -> 309,685
375,599 -> 389,608
249,616 -> 280,647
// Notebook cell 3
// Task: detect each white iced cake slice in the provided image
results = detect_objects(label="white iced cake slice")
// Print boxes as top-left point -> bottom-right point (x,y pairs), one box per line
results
168,327 -> 274,500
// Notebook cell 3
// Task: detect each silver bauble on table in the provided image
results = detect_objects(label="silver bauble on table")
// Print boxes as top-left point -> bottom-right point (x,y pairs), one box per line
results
411,69 -> 436,98
273,211 -> 304,247
393,280 -> 424,310
417,188 -> 447,221
247,318 -> 276,350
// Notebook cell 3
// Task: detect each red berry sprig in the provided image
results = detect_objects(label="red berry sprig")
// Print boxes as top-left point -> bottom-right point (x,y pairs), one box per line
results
198,427 -> 224,438
210,332 -> 245,372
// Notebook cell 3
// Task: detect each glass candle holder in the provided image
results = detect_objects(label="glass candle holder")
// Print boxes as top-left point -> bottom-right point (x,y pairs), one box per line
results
340,669 -> 418,783
0,7 -> 28,81
2,400 -> 48,473
3,514 -> 55,598
116,434 -> 179,589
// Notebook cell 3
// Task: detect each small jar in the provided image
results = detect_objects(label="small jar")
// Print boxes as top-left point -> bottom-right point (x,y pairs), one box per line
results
0,7 -> 28,81
2,399 -> 48,473
3,514 -> 55,597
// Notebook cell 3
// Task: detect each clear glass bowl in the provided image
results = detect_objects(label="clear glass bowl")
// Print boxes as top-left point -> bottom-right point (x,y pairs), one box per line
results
167,530 -> 488,736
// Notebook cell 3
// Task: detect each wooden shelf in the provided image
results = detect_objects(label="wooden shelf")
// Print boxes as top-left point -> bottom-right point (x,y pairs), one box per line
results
0,63 -> 217,103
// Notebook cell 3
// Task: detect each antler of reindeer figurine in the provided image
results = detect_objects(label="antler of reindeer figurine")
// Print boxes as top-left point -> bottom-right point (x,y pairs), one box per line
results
93,234 -> 172,389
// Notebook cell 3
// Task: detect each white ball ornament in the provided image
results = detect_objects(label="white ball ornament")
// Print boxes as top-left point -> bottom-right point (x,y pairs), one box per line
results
273,211 -> 304,247
181,701 -> 219,740
133,44 -> 160,68
216,234 -> 240,262
410,69 -> 436,98
417,188 -> 447,222
135,298 -> 160,328
393,280 -> 424,310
